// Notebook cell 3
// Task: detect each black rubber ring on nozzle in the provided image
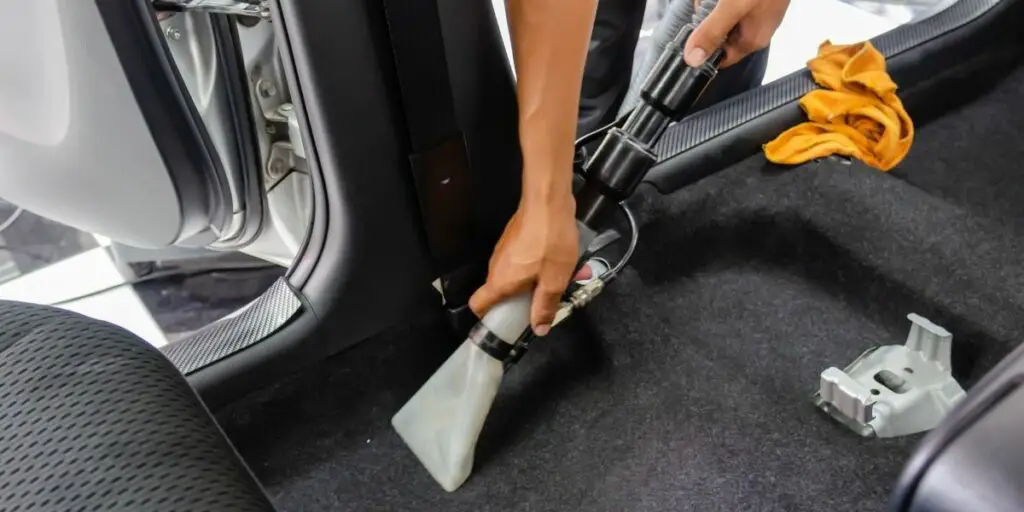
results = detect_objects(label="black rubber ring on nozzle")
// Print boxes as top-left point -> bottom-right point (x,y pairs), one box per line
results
468,323 -> 515,361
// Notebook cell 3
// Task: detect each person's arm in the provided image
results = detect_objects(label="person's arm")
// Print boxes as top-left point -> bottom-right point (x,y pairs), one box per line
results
468,0 -> 598,336
508,0 -> 596,206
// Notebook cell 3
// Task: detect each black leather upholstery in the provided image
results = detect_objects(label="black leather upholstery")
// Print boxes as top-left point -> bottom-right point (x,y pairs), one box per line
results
0,301 -> 273,511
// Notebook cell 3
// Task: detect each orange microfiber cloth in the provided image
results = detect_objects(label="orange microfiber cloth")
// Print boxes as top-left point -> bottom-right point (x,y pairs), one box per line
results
763,41 -> 914,171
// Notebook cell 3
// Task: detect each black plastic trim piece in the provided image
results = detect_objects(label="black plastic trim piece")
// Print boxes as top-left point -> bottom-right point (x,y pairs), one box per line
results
646,0 -> 1013,193
418,0 -> 526,305
277,0 -> 324,289
381,0 -> 460,152
382,0 -> 474,274
269,0 -> 437,313
94,0 -> 233,243
187,0 -> 442,406
163,278 -> 302,375
161,278 -> 301,374
186,0 -> 524,407
406,135 -> 474,273
888,343 -> 1024,511
209,14 -> 266,247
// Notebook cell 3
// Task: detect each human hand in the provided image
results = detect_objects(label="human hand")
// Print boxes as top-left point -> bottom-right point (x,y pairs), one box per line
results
685,0 -> 791,68
469,196 -> 579,336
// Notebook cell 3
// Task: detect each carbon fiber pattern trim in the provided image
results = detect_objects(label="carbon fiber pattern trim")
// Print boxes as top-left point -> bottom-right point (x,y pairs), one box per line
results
163,277 -> 302,375
654,71 -> 815,155
653,0 -> 1002,161
872,0 -> 997,55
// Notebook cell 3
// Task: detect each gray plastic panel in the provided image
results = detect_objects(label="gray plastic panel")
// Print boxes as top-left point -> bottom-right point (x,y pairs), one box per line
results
0,1 -> 185,247
163,13 -> 266,248
162,277 -> 302,375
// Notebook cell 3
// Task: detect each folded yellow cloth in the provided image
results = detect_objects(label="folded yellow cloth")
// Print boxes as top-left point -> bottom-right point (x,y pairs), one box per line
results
763,41 -> 914,171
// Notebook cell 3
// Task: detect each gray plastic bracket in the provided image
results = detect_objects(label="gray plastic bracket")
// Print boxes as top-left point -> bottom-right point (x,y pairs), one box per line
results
814,313 -> 967,438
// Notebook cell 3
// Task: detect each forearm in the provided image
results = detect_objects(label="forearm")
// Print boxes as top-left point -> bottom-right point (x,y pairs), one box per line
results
506,0 -> 598,207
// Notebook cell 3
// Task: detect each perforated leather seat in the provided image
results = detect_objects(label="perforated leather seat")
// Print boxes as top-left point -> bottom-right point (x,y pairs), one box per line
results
0,300 -> 273,511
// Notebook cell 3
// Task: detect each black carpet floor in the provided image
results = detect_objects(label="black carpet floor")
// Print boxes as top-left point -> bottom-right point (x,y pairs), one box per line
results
220,58 -> 1024,511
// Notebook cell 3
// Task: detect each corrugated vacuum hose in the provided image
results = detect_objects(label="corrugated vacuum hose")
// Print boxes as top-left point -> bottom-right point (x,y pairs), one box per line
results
619,0 -> 720,117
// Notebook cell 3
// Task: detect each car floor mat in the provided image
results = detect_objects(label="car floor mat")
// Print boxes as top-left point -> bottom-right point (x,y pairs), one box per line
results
218,42 -> 1024,512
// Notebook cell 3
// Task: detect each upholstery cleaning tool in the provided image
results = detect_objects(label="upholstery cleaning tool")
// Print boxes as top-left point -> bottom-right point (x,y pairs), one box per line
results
392,24 -> 724,492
